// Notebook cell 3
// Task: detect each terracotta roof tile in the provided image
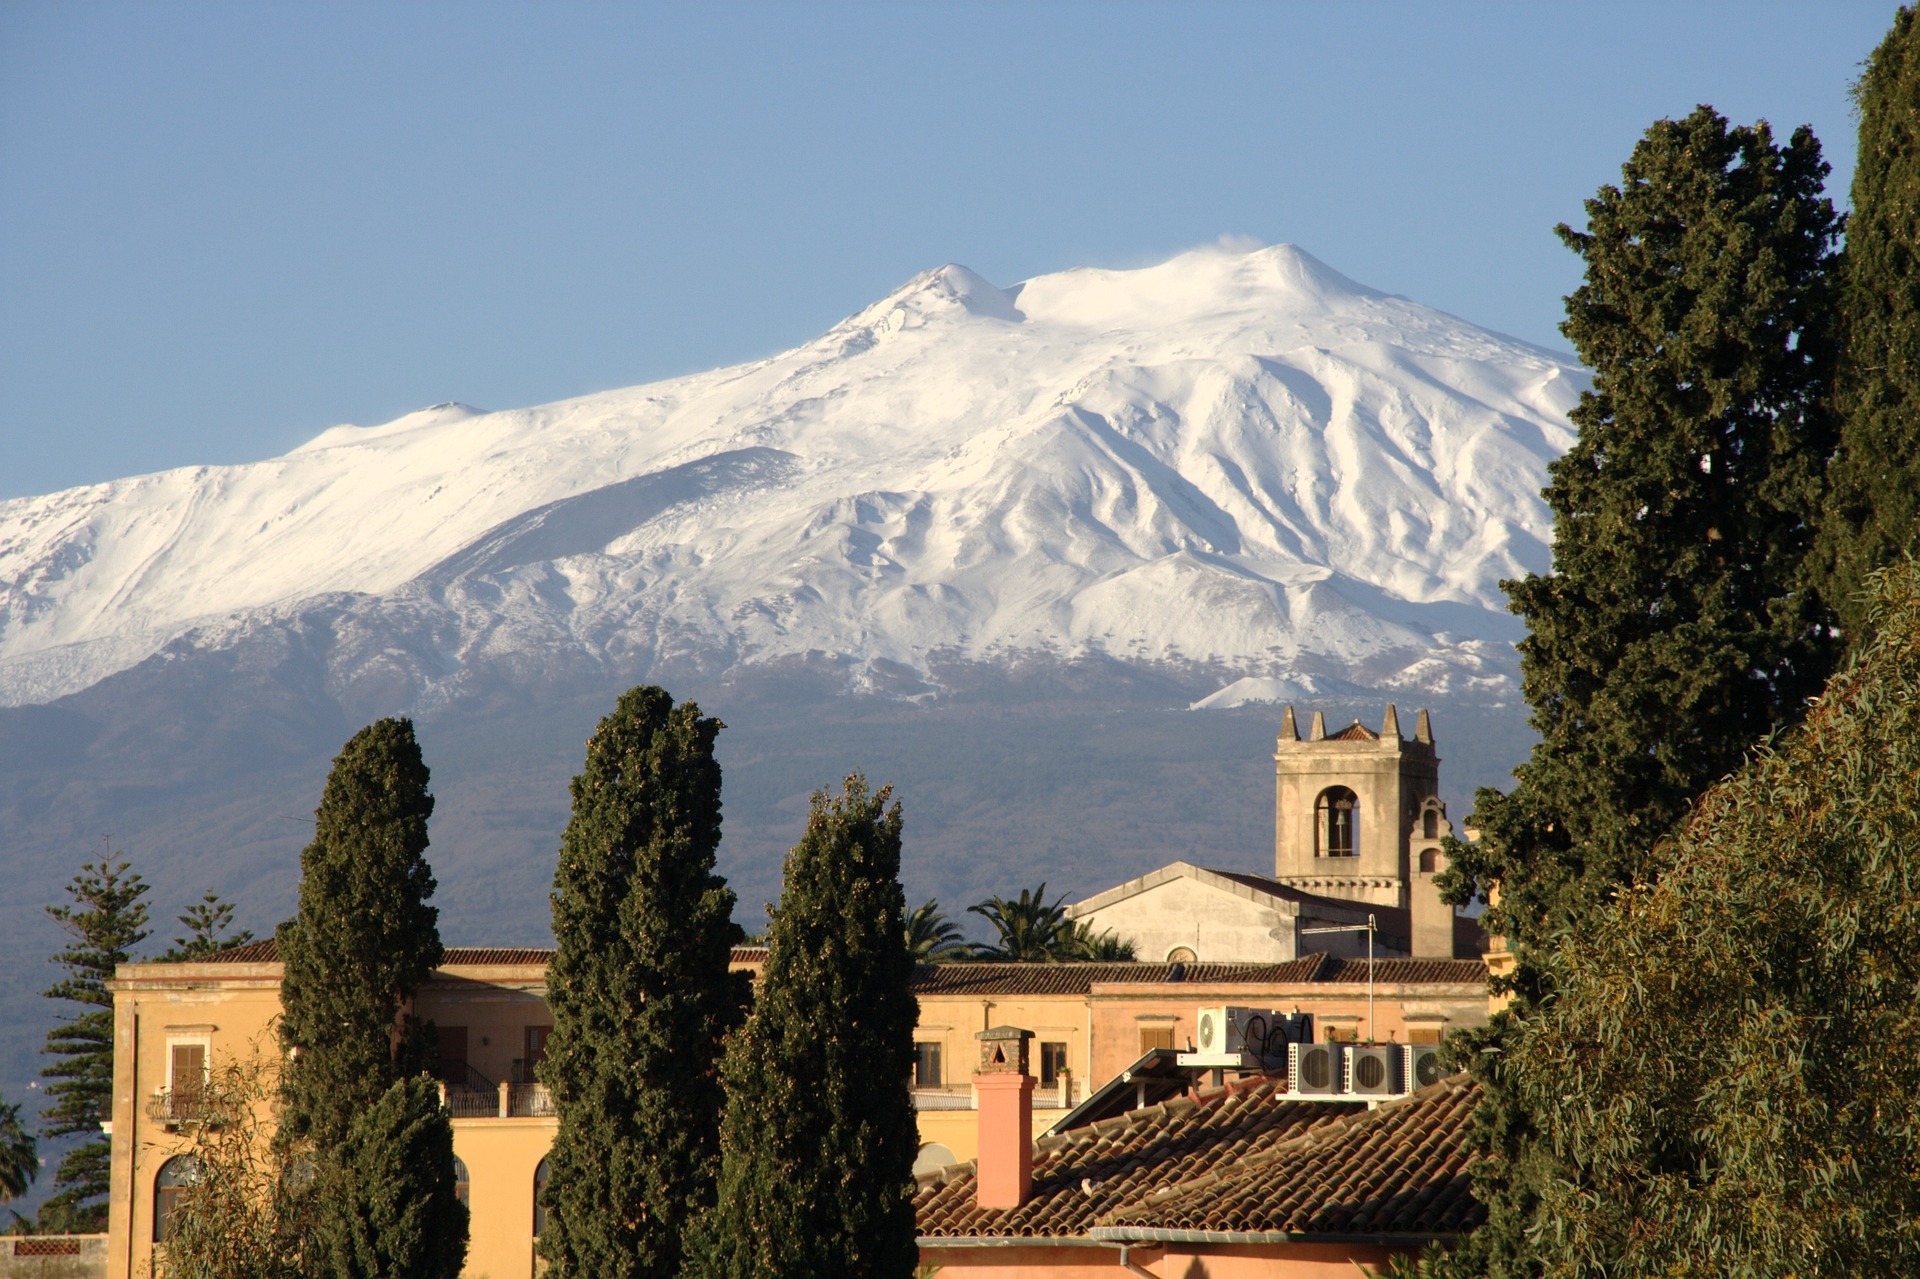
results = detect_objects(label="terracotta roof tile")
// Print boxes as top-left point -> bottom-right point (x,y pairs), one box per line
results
915,1076 -> 1351,1238
1106,1077 -> 1482,1237
908,958 -> 1329,996
915,1075 -> 1481,1242
1317,957 -> 1488,984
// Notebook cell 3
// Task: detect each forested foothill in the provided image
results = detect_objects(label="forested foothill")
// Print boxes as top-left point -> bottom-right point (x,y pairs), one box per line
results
1427,8 -> 1920,1276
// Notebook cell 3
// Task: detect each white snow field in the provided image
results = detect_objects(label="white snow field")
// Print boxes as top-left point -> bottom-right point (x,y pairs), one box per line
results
0,243 -> 1580,709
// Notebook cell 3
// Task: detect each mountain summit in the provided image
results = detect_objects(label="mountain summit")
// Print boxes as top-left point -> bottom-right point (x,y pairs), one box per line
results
0,243 -> 1579,709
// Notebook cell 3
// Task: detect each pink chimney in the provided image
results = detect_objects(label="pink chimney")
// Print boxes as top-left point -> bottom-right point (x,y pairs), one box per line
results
974,1025 -> 1035,1209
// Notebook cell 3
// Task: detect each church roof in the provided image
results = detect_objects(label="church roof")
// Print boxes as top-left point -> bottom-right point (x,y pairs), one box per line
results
1065,860 -> 1380,921
1326,719 -> 1381,741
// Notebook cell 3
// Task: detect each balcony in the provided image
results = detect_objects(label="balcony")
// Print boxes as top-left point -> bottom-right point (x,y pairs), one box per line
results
438,1064 -> 555,1120
145,1087 -> 225,1131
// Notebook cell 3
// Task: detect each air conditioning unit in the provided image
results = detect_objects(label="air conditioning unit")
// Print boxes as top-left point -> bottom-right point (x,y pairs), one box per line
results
1196,1007 -> 1313,1065
1288,1040 -> 1343,1097
1346,1044 -> 1400,1097
1405,1042 -> 1447,1091
1194,1006 -> 1235,1055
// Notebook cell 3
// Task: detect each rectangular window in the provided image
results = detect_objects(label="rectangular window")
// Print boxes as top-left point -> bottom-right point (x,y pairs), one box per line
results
1039,1041 -> 1068,1087
1408,1027 -> 1442,1046
914,1041 -> 942,1088
168,1042 -> 207,1107
1139,1026 -> 1174,1054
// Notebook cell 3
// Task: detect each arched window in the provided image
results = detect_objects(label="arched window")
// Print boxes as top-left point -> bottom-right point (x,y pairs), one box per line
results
153,1154 -> 201,1243
452,1156 -> 469,1208
1422,807 -> 1439,839
1419,846 -> 1440,873
532,1157 -> 551,1238
1316,787 -> 1359,857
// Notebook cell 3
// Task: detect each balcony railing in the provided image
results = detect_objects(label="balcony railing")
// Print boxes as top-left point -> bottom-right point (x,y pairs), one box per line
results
146,1088 -> 226,1130
439,1078 -> 555,1119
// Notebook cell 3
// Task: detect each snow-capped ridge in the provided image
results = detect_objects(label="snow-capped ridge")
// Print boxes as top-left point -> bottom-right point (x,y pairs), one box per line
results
0,243 -> 1581,708
292,401 -> 486,454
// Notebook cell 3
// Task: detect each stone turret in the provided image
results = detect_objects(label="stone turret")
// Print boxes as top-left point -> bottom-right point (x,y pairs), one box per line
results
1272,704 -> 1439,912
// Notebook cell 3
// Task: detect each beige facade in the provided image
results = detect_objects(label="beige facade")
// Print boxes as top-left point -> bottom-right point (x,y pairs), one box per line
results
1066,864 -> 1377,963
106,945 -> 1487,1279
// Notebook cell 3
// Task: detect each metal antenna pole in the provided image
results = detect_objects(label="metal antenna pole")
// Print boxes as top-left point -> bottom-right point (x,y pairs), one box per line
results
1299,914 -> 1383,1043
1367,913 -> 1375,1042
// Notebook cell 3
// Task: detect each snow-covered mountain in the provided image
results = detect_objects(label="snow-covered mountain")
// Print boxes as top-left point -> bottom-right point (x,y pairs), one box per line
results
0,244 -> 1580,710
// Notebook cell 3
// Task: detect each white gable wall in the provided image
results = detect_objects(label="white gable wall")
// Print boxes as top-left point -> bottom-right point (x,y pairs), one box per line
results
1075,875 -> 1299,964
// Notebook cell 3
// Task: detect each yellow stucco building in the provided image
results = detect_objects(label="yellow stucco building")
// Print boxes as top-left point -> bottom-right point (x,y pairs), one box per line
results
105,943 -> 1485,1279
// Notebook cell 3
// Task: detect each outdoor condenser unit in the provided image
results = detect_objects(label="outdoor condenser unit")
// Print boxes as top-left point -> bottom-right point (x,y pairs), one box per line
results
1346,1044 -> 1400,1096
1405,1042 -> 1446,1091
1288,1040 -> 1343,1097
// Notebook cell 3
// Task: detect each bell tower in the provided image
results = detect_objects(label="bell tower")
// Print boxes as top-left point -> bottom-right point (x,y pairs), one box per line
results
1272,704 -> 1439,909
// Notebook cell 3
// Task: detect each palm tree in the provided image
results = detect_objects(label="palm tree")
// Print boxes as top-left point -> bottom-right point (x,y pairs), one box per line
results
1066,920 -> 1136,961
967,884 -> 1081,961
905,899 -> 974,962
0,1095 -> 36,1204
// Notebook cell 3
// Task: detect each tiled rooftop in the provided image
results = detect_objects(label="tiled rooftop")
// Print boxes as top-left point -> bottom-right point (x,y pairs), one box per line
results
915,1074 -> 1481,1241
908,958 -> 1329,997
1107,1077 -> 1480,1237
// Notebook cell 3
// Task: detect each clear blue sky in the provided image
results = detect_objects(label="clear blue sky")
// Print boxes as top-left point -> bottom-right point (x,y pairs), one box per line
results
0,2 -> 1898,500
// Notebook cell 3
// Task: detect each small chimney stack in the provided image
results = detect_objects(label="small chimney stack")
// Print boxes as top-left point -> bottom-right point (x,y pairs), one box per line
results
973,1026 -> 1035,1210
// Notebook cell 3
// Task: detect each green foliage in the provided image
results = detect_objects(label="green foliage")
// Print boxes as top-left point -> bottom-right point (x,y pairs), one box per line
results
1815,7 -> 1920,638
40,850 -> 149,1231
697,775 -> 919,1279
276,718 -> 443,1155
315,1075 -> 467,1279
1489,561 -> 1920,1275
161,891 -> 255,961
539,686 -> 745,1279
155,1044 -> 318,1279
905,898 -> 974,961
1436,106 -> 1843,1278
1065,919 -> 1136,960
967,883 -> 1079,960
0,1096 -> 34,1204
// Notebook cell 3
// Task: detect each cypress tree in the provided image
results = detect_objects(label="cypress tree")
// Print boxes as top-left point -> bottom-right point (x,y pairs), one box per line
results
276,718 -> 443,1155
39,853 -> 149,1231
315,1075 -> 468,1279
539,686 -> 744,1279
1437,107 -> 1842,1277
1814,6 -> 1920,638
698,775 -> 919,1279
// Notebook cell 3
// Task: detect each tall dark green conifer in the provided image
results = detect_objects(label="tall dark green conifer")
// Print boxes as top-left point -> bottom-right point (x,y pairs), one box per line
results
276,718 -> 442,1154
539,686 -> 744,1279
1815,6 -> 1920,637
315,1075 -> 468,1279
1438,107 -> 1841,1278
40,853 -> 149,1231
697,775 -> 919,1279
